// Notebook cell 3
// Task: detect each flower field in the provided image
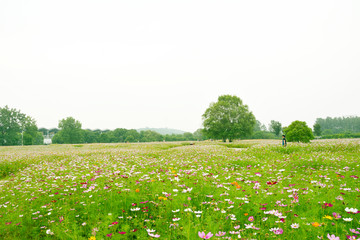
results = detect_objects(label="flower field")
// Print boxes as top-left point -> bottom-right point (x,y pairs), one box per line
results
0,139 -> 359,240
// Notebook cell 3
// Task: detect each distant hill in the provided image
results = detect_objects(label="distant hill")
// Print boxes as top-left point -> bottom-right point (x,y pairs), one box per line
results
137,128 -> 187,135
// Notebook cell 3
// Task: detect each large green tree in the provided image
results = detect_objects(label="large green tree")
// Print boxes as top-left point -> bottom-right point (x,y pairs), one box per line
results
202,95 -> 256,142
0,106 -> 22,145
269,120 -> 282,137
52,117 -> 84,144
283,120 -> 314,143
0,106 -> 43,146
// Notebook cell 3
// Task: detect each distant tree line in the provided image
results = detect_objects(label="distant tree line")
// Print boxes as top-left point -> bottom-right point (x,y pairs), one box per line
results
41,117 -> 208,144
314,116 -> 360,136
2,103 -> 359,146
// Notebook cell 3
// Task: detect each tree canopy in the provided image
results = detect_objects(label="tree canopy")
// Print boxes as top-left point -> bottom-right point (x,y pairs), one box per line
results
283,120 -> 314,143
0,106 -> 43,146
52,117 -> 84,144
269,120 -> 282,137
202,95 -> 256,142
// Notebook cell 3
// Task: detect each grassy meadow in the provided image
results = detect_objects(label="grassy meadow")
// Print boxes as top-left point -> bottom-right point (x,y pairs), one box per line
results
0,139 -> 359,240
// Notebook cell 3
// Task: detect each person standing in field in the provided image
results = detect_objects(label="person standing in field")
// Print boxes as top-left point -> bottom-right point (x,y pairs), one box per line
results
282,135 -> 287,147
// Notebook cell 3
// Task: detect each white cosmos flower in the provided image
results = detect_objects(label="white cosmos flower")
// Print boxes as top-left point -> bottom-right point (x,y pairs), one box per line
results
291,223 -> 300,229
343,218 -> 353,222
46,229 -> 54,235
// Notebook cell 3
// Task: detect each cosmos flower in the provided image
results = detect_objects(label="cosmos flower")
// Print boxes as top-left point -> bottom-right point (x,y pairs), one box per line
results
327,234 -> 339,240
215,231 -> 226,236
198,232 -> 213,239
291,223 -> 300,229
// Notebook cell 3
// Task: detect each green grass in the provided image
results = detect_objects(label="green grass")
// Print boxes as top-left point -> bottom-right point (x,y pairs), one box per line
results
0,139 -> 359,239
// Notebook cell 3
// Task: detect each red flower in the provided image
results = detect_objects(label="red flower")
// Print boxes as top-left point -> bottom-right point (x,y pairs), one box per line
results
267,181 -> 278,185
118,231 -> 126,234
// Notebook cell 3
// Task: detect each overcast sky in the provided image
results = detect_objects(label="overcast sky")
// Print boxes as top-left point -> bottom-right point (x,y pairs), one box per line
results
1,0 -> 359,132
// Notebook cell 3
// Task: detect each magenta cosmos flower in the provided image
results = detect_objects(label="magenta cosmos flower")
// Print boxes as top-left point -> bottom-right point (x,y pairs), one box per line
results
198,231 -> 213,239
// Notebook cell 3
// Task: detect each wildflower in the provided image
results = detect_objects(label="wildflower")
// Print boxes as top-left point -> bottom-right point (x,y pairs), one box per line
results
46,229 -> 54,235
312,222 -> 321,227
106,233 -> 112,237
82,222 -> 86,226
215,231 -> 226,237
147,229 -> 156,233
345,207 -> 359,214
118,232 -> 126,234
323,203 -> 333,208
173,218 -> 181,221
169,223 -> 178,229
323,215 -> 333,220
148,233 -> 160,238
327,234 -> 340,240
349,229 -> 360,234
291,223 -> 300,229
135,189 -> 140,193
88,237 -> 96,240
112,221 -> 118,225
270,228 -> 283,235
248,216 -> 254,222
332,212 -> 341,219
245,223 -> 253,229
343,218 -> 353,222
198,231 -> 214,239
59,216 -> 64,223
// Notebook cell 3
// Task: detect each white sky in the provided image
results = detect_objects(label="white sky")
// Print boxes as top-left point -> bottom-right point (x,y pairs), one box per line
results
1,0 -> 359,132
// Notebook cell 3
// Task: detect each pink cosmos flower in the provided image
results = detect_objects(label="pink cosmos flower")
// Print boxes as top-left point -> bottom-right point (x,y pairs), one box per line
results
248,216 -> 254,222
327,234 -> 339,240
106,233 -> 112,238
148,233 -> 160,238
332,212 -> 341,219
198,231 -> 214,239
215,231 -> 226,237
59,216 -> 64,223
349,229 -> 360,234
118,232 -> 126,234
